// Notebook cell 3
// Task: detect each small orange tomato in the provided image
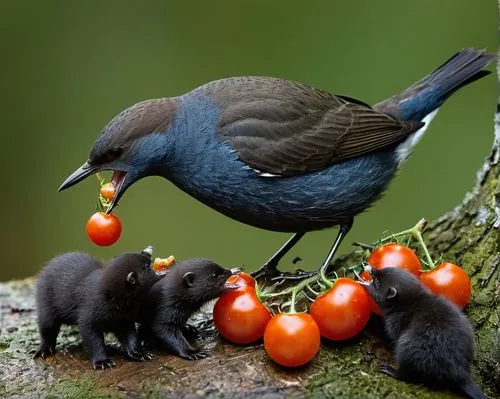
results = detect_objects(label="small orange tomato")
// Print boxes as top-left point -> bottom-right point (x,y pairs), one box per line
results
86,212 -> 122,246
99,183 -> 115,201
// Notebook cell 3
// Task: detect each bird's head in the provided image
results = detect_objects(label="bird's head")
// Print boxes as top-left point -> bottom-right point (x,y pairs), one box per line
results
59,98 -> 178,213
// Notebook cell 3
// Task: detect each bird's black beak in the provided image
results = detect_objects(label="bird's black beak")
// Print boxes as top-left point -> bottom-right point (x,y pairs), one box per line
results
58,161 -> 97,192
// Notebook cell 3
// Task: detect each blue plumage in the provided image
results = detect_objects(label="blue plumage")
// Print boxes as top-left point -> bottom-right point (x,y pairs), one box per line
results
161,91 -> 398,232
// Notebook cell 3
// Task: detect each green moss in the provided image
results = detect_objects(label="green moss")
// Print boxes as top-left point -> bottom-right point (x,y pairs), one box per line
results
303,334 -> 465,398
0,380 -> 6,397
43,375 -> 121,399
135,375 -> 173,399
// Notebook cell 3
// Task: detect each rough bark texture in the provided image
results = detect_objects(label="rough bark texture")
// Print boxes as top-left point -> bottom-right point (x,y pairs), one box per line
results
1,33 -> 499,399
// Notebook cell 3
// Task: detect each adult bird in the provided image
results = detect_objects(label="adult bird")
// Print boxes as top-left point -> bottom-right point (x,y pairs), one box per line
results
59,48 -> 494,279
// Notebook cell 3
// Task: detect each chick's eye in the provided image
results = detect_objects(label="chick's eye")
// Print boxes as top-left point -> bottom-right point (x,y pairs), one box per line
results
212,273 -> 218,278
108,147 -> 122,158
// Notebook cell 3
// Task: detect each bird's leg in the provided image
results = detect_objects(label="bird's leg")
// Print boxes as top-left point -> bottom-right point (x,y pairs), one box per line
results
273,220 -> 353,282
251,232 -> 305,279
318,219 -> 353,276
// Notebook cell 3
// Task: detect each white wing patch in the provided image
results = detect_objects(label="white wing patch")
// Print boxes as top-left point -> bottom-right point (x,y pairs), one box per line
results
257,170 -> 281,178
395,109 -> 439,166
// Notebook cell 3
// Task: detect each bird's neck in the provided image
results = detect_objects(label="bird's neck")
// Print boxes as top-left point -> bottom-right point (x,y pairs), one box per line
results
161,91 -> 231,185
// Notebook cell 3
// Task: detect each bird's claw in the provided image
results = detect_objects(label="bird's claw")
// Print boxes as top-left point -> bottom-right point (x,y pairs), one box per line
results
270,269 -> 316,285
251,264 -> 280,280
92,358 -> 115,370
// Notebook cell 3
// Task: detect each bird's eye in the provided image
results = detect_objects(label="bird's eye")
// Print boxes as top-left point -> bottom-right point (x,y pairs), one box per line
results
212,273 -> 218,278
108,147 -> 122,158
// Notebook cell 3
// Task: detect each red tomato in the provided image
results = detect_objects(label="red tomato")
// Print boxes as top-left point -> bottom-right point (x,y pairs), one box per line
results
264,313 -> 320,367
366,295 -> 383,316
360,243 -> 422,315
99,183 -> 115,201
366,243 -> 422,277
420,262 -> 471,308
214,288 -> 272,344
310,278 -> 371,340
86,212 -> 122,246
226,272 -> 256,290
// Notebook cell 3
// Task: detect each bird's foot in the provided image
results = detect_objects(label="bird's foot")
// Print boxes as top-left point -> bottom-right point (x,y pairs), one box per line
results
270,269 -> 317,286
251,263 -> 281,280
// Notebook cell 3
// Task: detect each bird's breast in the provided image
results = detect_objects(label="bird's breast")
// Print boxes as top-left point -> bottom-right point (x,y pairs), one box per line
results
162,91 -> 399,232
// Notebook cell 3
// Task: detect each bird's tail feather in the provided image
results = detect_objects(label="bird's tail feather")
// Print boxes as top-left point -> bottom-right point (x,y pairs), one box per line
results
460,378 -> 489,399
375,48 -> 495,121
423,48 -> 494,99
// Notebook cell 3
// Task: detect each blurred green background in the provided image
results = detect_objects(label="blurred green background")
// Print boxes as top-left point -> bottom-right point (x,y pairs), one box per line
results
0,0 -> 496,281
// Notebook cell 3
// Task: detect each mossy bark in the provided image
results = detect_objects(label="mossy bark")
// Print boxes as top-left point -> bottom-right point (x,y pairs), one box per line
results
1,128 -> 498,399
1,27 -> 499,399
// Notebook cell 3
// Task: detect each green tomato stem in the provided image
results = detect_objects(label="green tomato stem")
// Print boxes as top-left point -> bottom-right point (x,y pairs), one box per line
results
260,273 -> 321,300
320,267 -> 333,288
413,230 -> 436,270
379,218 -> 427,242
378,218 -> 435,270
96,173 -> 105,185
305,284 -> 319,296
289,289 -> 297,313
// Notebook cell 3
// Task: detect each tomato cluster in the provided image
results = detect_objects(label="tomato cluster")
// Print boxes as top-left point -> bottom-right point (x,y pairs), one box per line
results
361,243 -> 472,311
213,272 -> 373,367
214,239 -> 472,369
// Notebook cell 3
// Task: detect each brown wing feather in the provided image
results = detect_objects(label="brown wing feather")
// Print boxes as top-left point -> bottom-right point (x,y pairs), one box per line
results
202,77 -> 423,176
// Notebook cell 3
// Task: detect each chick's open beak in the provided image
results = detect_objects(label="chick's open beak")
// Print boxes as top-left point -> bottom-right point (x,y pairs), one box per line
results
58,161 -> 97,191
